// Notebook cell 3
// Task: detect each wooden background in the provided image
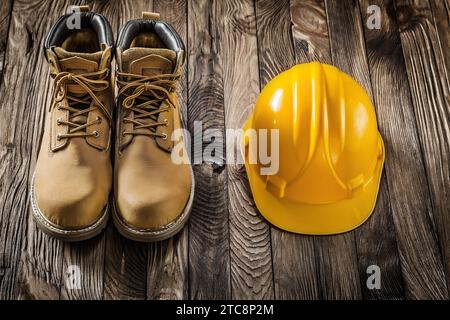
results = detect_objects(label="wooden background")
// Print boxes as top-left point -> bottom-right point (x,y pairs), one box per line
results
0,0 -> 449,300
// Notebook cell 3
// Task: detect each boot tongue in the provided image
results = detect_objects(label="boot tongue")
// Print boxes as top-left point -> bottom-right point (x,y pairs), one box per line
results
120,48 -> 177,135
121,48 -> 176,75
54,47 -> 102,73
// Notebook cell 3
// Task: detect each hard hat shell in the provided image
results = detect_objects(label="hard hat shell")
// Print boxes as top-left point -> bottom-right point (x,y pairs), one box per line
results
243,62 -> 385,235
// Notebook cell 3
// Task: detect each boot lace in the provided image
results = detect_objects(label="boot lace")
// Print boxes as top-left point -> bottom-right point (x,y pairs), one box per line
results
117,71 -> 180,139
52,69 -> 110,140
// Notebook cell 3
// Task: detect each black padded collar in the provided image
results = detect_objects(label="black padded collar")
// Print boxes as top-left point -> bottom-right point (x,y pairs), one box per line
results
117,19 -> 185,54
44,12 -> 113,56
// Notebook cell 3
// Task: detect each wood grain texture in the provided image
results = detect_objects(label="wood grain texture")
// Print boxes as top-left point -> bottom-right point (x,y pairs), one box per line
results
327,1 -> 420,299
428,0 -> 450,290
355,177 -> 404,300
255,0 -> 295,84
104,224 -> 148,299
290,0 -> 331,64
147,0 -> 189,300
357,0 -> 421,300
315,235 -> 360,299
429,0 -> 450,79
187,0 -> 231,300
16,235 -> 63,299
147,234 -> 188,299
219,0 -> 274,300
118,0 -> 154,22
102,0 -> 150,300
0,0 -> 81,300
255,0 -> 320,300
326,0 -> 414,300
329,0 -> 447,299
0,0 -> 13,80
60,236 -> 106,299
395,0 -> 450,295
320,0 -> 404,300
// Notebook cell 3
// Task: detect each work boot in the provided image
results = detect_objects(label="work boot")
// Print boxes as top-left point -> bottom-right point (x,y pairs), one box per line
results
31,7 -> 114,241
114,12 -> 194,242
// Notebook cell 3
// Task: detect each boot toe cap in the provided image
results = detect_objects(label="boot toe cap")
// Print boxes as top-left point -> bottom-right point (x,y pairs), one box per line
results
33,177 -> 108,230
117,188 -> 186,230
116,178 -> 191,230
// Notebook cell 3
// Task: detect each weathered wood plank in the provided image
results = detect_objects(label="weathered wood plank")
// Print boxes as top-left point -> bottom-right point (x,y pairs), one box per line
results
255,0 -> 320,300
219,0 -> 274,300
16,234 -> 63,299
147,234 -> 188,299
255,0 -> 295,84
394,0 -> 450,295
315,235 -> 360,299
357,0 -> 422,299
118,0 -> 154,22
312,0 -> 404,300
328,0 -> 424,299
427,0 -> 450,290
291,0 -> 363,300
103,0 -> 151,300
60,237 -> 106,299
0,0 -> 83,300
429,0 -> 450,78
355,177 -> 404,299
146,0 -> 189,300
187,0 -> 231,299
327,0 -> 448,299
104,224 -> 148,299
0,0 -> 13,80
290,0 -> 331,64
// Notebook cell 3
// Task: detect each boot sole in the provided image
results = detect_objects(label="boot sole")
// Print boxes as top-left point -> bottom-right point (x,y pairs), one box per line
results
30,175 -> 109,242
112,170 -> 195,242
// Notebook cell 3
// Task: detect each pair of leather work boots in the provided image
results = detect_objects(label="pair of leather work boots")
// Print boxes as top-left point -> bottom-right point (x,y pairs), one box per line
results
31,7 -> 194,242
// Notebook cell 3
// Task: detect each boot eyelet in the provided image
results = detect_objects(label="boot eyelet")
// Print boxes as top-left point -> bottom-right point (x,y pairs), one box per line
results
162,133 -> 167,140
163,119 -> 168,126
93,131 -> 99,138
56,118 -> 62,125
96,116 -> 102,123
56,134 -> 62,141
122,131 -> 126,137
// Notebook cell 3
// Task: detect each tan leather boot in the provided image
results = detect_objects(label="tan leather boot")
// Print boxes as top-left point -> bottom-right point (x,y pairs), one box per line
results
114,12 -> 194,242
31,7 -> 114,241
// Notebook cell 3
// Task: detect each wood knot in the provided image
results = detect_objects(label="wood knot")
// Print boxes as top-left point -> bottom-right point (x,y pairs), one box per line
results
396,5 -> 414,31
5,142 -> 15,152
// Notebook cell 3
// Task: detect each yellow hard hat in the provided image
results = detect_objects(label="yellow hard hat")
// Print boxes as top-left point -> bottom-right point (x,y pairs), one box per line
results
242,62 -> 385,235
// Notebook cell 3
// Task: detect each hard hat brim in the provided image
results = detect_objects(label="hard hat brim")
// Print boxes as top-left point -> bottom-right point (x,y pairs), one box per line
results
244,136 -> 385,235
